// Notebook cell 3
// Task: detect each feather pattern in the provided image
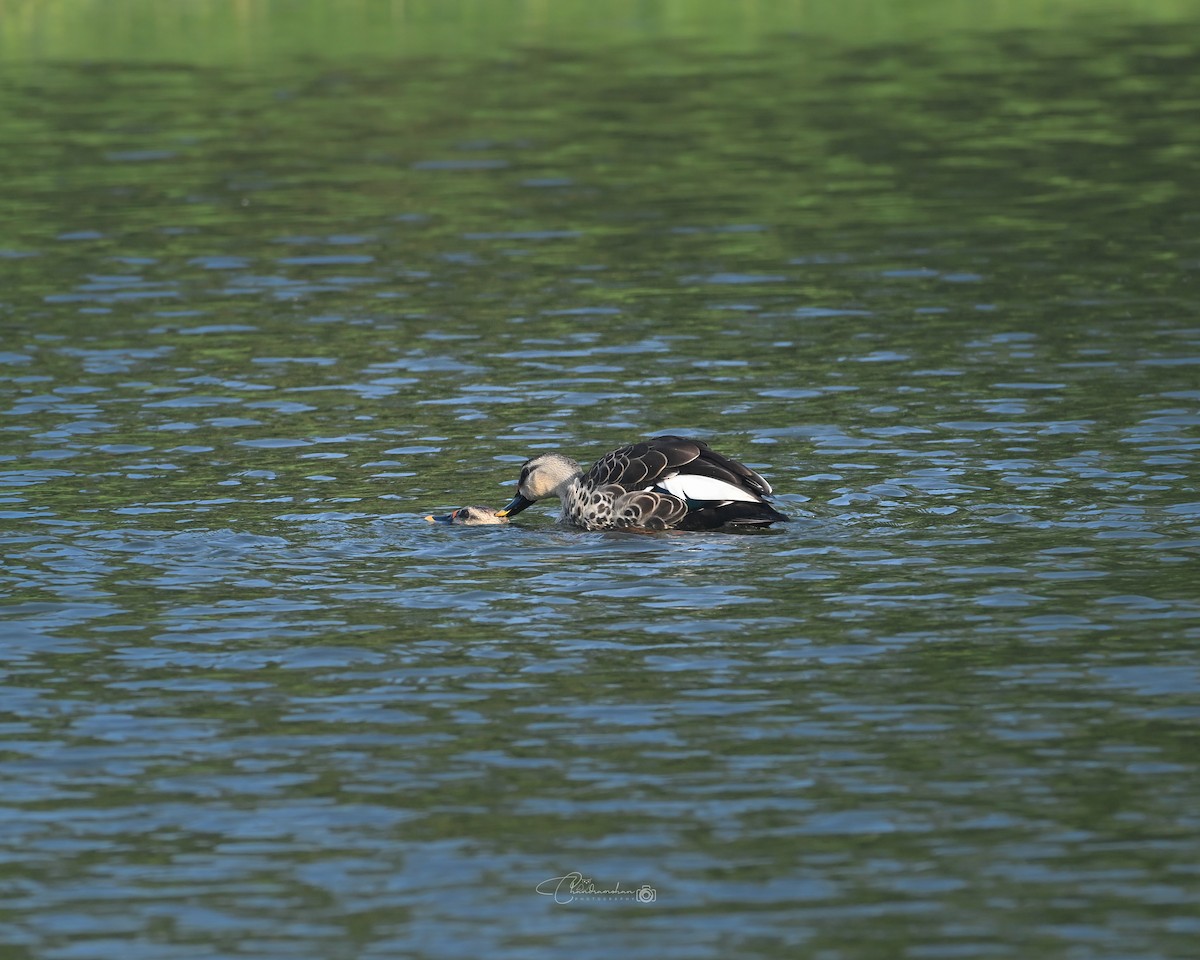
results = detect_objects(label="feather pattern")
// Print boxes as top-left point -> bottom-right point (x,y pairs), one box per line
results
499,435 -> 789,531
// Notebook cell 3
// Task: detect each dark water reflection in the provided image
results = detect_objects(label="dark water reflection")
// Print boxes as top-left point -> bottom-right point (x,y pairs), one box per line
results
2,22 -> 1200,960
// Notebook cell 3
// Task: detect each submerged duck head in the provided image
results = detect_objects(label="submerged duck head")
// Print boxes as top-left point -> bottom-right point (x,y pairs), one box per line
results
497,452 -> 582,518
425,505 -> 508,525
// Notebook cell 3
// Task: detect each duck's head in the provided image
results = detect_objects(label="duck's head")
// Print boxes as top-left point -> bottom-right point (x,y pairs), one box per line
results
425,506 -> 508,525
497,453 -> 581,518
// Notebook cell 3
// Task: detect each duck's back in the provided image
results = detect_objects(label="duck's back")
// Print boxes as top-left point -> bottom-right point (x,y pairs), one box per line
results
580,436 -> 788,530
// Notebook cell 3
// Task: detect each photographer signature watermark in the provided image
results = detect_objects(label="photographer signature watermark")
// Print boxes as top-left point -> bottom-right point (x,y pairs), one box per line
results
536,871 -> 656,905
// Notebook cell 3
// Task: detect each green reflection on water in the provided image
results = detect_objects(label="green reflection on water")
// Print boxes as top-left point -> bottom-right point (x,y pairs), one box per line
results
7,0 -> 1200,64
3,24 -> 1198,514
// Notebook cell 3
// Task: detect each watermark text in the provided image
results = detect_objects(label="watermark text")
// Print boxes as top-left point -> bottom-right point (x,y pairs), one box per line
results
536,871 -> 656,904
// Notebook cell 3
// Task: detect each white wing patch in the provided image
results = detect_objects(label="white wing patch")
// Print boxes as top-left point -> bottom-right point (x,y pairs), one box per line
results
655,473 -> 760,504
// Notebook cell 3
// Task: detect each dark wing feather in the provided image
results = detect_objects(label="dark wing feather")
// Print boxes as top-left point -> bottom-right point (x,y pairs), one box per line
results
642,435 -> 773,499
654,437 -> 705,471
671,437 -> 773,497
585,436 -> 786,529
586,438 -> 702,492
675,500 -> 790,530
588,436 -> 773,497
585,446 -> 629,488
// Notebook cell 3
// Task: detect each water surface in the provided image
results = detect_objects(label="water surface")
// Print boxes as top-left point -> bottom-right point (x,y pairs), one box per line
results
2,13 -> 1200,960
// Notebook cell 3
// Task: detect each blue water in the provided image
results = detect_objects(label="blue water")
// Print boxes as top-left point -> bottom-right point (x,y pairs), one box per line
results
2,19 -> 1200,960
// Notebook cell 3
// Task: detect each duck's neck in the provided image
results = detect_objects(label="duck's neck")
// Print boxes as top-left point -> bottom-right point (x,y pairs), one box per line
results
552,470 -> 583,501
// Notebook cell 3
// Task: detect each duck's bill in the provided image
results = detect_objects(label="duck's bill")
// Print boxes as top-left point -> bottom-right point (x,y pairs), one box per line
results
425,511 -> 459,523
496,493 -> 533,518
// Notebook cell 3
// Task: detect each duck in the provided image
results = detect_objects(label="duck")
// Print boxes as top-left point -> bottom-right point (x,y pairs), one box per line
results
425,505 -> 509,525
497,435 -> 789,531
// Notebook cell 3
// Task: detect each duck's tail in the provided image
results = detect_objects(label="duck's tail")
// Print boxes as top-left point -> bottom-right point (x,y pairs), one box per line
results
676,501 -> 790,530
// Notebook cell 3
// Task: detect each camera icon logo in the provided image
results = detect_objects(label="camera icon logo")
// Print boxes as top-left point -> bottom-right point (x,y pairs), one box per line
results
635,884 -> 656,903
